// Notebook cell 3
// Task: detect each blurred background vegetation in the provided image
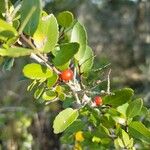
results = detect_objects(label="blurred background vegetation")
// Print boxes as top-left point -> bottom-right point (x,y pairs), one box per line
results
0,0 -> 150,149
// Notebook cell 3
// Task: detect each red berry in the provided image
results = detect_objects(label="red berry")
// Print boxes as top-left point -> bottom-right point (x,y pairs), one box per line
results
94,96 -> 103,106
60,69 -> 74,82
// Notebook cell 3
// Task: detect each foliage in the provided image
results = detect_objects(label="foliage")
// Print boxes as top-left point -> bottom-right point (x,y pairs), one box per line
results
0,0 -> 150,149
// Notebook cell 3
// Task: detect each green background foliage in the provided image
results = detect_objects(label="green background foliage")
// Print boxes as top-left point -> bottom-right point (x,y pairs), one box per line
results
0,0 -> 149,149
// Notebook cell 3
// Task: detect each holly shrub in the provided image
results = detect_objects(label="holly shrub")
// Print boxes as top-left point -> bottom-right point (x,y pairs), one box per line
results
0,0 -> 150,149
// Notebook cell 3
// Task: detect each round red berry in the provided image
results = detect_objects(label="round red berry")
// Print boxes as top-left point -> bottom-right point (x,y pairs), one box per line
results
60,69 -> 74,82
94,96 -> 103,106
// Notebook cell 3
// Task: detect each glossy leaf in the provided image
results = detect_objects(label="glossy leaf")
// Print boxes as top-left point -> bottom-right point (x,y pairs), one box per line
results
126,98 -> 143,118
57,11 -> 74,27
103,88 -> 134,107
23,63 -> 53,80
53,108 -> 79,134
33,13 -> 59,53
0,19 -> 18,41
53,42 -> 79,66
0,47 -> 34,57
79,46 -> 94,74
20,0 -> 41,35
71,22 -> 87,60
129,121 -> 150,143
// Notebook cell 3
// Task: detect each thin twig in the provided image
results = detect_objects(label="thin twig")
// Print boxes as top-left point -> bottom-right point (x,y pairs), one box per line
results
107,69 -> 111,94
5,0 -> 11,23
11,3 -> 22,20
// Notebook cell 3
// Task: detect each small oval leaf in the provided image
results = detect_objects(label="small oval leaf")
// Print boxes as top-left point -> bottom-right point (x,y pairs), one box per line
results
23,63 -> 53,79
57,11 -> 74,28
53,108 -> 79,134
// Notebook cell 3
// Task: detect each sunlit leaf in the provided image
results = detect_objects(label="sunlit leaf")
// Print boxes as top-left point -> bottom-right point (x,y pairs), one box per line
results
53,108 -> 79,134
23,63 -> 53,79
33,13 -> 59,53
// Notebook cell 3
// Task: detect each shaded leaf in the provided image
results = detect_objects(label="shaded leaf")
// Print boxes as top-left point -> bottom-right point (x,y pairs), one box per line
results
53,42 -> 79,66
20,0 -> 41,35
103,88 -> 134,107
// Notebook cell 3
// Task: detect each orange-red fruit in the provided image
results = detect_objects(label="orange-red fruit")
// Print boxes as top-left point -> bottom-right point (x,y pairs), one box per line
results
94,96 -> 103,106
60,69 -> 74,81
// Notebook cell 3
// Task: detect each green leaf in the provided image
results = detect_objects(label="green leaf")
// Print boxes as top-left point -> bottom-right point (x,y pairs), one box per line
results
53,108 -> 79,134
0,0 -> 5,14
0,19 -> 18,41
20,0 -> 41,35
55,61 -> 70,71
47,73 -> 58,88
53,42 -> 79,66
33,13 -> 59,53
117,103 -> 129,117
71,22 -> 87,60
57,11 -> 74,28
103,88 -> 134,107
79,46 -> 94,74
2,58 -> 14,71
126,98 -> 143,118
23,63 -> 53,80
121,129 -> 130,147
0,47 -> 34,57
129,121 -> 150,143
34,86 -> 44,99
42,90 -> 57,101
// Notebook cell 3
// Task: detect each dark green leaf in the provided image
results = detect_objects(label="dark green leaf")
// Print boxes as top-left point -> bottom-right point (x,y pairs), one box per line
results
20,0 -> 41,35
103,88 -> 134,107
2,58 -> 14,71
53,42 -> 79,66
